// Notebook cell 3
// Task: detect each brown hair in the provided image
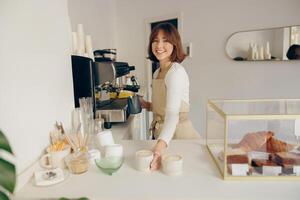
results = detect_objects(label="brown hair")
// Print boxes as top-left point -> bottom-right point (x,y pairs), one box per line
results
148,23 -> 186,63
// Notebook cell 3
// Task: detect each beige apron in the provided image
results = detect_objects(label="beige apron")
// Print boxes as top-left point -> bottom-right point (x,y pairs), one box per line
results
150,78 -> 199,140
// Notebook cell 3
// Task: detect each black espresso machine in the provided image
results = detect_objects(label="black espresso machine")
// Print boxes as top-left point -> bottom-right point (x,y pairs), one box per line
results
71,51 -> 141,129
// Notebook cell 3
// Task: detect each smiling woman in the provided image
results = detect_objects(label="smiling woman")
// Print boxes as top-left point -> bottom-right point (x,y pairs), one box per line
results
139,23 -> 199,171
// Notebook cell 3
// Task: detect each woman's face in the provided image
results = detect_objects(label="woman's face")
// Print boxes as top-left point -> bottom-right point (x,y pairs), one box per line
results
151,30 -> 174,62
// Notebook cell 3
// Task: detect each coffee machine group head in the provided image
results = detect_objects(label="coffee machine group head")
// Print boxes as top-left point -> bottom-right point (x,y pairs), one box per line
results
93,61 -> 135,87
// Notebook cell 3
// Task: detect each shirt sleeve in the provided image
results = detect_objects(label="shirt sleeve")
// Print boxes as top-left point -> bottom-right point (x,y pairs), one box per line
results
157,67 -> 186,145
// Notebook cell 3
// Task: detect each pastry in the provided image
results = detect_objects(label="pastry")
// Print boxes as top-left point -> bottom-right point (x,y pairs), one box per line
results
227,154 -> 249,164
263,137 -> 294,153
269,153 -> 300,174
251,159 -> 277,167
272,152 -> 300,166
236,131 -> 294,153
236,131 -> 274,152
251,159 -> 278,174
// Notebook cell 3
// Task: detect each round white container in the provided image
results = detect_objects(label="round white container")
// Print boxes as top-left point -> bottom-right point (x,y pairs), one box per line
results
135,150 -> 153,172
162,154 -> 183,176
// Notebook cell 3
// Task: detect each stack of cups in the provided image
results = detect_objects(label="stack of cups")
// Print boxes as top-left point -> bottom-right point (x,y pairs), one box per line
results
96,130 -> 123,158
105,144 -> 123,157
71,24 -> 94,60
77,24 -> 85,56
85,35 -> 94,60
96,130 -> 115,147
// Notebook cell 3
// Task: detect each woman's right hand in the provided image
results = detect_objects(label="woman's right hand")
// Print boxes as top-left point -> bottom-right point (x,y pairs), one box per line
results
138,96 -> 151,111
150,140 -> 167,171
150,151 -> 161,171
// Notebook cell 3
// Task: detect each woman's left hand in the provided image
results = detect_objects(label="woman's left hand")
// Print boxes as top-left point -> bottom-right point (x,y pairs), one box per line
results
150,151 -> 161,171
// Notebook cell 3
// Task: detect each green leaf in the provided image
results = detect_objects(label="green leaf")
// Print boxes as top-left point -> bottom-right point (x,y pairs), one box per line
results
0,130 -> 13,154
58,197 -> 89,200
0,191 -> 9,200
0,158 -> 16,193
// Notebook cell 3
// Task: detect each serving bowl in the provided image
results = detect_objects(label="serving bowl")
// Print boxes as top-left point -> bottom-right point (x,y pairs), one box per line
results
95,156 -> 124,175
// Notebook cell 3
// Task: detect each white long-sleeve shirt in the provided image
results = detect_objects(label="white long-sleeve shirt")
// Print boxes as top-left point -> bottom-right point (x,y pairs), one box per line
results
153,62 -> 190,145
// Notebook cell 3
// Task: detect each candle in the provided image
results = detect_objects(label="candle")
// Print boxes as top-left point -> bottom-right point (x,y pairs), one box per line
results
135,150 -> 153,172
162,154 -> 183,176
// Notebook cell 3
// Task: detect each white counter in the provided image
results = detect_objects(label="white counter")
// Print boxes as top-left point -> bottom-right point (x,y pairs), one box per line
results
14,139 -> 300,200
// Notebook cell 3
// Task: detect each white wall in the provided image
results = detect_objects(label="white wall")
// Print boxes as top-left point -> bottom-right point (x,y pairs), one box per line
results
114,0 -> 300,137
68,0 -> 300,138
0,0 -> 73,173
68,0 -> 116,51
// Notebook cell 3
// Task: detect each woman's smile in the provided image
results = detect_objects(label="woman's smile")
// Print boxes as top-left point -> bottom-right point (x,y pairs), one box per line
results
155,49 -> 166,54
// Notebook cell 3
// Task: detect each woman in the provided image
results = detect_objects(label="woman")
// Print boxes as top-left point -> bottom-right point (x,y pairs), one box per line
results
140,23 -> 199,171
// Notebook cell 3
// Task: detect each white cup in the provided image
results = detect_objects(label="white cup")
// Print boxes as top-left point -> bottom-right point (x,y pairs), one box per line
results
105,144 -> 123,157
96,130 -> 115,147
40,146 -> 71,169
162,154 -> 183,176
88,149 -> 101,164
135,149 -> 153,172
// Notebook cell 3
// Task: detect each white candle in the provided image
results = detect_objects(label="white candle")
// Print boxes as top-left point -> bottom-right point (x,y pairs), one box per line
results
264,41 -> 271,59
259,45 -> 264,60
135,150 -> 153,172
162,154 -> 183,176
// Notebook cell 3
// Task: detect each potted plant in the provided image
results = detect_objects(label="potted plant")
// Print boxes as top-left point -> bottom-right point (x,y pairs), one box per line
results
0,130 -> 16,200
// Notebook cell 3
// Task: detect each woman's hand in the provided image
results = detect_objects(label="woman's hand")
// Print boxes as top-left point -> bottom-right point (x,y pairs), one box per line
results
138,95 -> 151,111
150,139 -> 167,171
150,151 -> 161,171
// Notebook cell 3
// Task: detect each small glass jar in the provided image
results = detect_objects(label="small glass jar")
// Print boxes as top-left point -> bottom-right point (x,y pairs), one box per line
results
65,152 -> 89,174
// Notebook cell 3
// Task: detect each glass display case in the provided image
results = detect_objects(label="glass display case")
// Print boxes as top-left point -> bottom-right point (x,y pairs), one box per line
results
206,99 -> 300,180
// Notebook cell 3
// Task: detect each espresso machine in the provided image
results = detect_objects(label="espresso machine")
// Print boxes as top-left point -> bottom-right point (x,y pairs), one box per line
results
71,50 -> 140,129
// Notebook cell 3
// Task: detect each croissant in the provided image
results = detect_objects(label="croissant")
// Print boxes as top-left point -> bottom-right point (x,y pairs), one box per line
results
262,137 -> 295,153
236,131 -> 274,152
